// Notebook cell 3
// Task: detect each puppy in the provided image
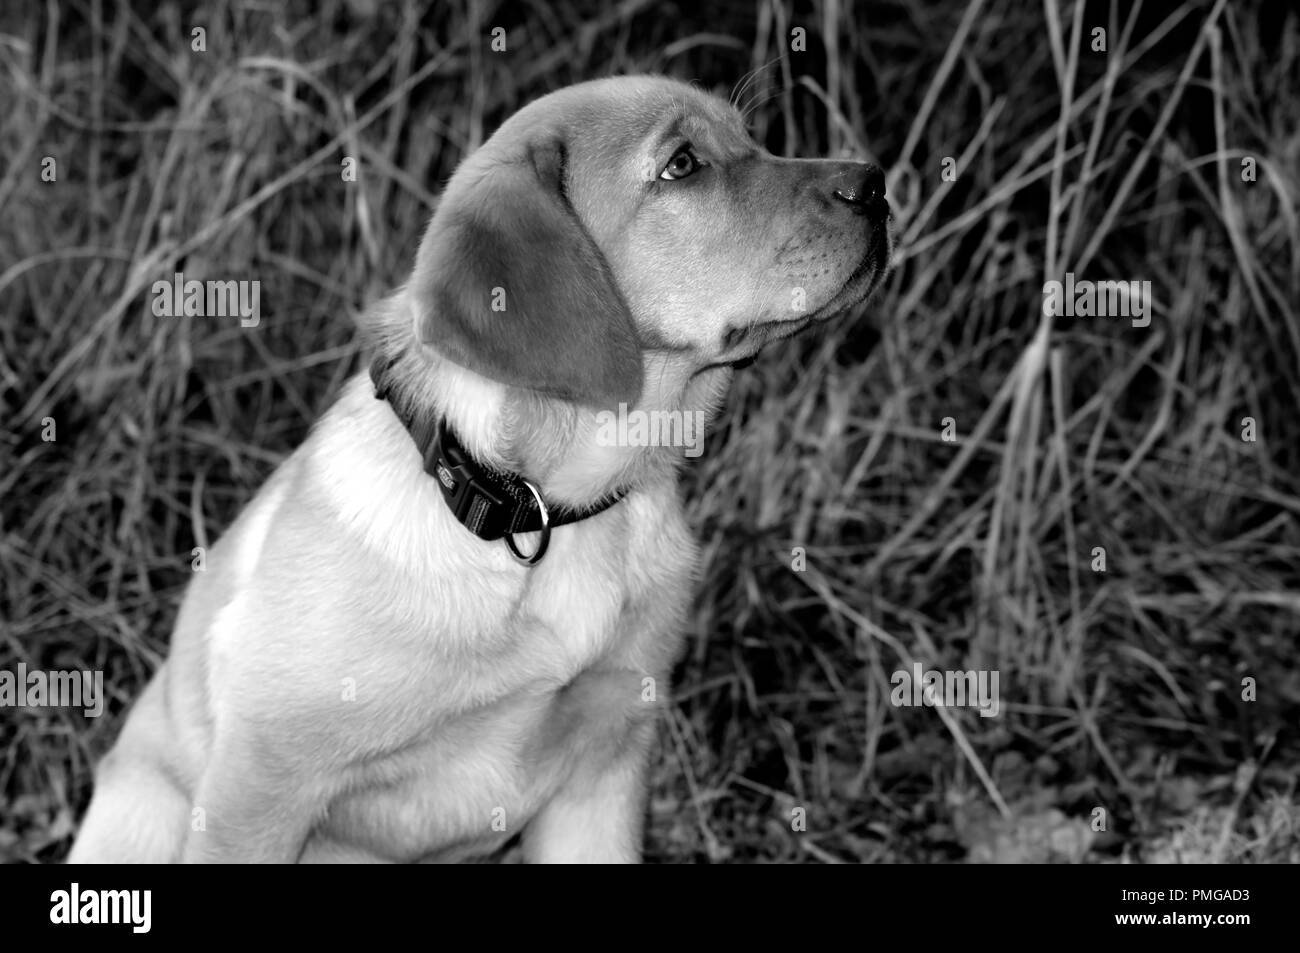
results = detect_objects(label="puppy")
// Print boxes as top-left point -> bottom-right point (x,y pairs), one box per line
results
69,75 -> 891,863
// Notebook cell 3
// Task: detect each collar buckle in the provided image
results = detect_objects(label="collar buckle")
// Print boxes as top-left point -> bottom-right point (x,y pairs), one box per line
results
427,420 -> 518,541
426,448 -> 506,539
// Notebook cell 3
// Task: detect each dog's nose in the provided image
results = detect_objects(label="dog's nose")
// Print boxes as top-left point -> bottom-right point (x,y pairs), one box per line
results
833,164 -> 887,214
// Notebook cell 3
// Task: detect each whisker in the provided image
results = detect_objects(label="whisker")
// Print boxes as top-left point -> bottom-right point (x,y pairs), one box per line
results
740,85 -> 786,123
731,56 -> 782,113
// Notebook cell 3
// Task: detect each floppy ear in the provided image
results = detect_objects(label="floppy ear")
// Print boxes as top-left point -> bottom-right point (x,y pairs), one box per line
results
410,138 -> 643,409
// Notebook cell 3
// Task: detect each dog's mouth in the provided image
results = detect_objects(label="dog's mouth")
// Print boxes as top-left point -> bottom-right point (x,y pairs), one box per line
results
808,222 -> 893,322
717,225 -> 892,365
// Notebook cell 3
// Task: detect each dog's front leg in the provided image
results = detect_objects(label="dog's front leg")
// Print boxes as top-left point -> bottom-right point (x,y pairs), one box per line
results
181,739 -> 326,863
522,719 -> 655,864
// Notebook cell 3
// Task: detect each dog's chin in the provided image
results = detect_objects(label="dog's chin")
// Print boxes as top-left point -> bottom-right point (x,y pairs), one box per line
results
807,236 -> 892,323
711,315 -> 812,367
712,248 -> 889,367
707,225 -> 894,370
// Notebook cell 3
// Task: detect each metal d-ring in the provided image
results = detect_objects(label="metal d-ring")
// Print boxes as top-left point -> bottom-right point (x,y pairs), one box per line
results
504,478 -> 551,566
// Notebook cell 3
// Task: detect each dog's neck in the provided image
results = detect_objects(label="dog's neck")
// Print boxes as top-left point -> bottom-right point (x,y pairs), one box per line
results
428,352 -> 730,509
372,300 -> 732,510
506,353 -> 731,506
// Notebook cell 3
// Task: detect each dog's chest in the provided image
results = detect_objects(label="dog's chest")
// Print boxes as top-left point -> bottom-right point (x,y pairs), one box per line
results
314,493 -> 696,861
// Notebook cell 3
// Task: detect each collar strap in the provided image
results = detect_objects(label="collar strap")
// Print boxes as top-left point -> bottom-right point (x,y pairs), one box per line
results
369,354 -> 627,565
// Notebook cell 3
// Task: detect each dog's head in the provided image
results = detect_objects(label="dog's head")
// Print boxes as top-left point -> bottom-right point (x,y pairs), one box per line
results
411,75 -> 892,409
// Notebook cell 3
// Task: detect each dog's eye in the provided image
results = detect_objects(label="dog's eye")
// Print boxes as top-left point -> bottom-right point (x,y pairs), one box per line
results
659,145 -> 703,180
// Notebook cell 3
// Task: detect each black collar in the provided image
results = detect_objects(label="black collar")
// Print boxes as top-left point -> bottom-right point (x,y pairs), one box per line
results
369,354 -> 627,564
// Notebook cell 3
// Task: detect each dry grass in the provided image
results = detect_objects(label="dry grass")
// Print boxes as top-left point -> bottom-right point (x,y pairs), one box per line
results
2,0 -> 1298,863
